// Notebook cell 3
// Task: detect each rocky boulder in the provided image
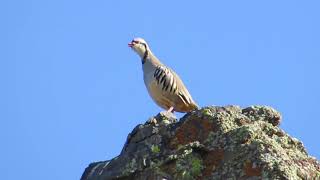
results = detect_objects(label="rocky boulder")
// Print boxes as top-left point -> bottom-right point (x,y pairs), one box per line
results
81,106 -> 320,180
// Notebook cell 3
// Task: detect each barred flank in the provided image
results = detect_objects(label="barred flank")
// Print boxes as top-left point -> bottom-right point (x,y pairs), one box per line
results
154,66 -> 177,94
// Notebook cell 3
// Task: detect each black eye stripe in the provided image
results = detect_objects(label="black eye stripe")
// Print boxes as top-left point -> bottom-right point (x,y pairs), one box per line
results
132,40 -> 140,44
142,43 -> 147,48
132,40 -> 146,46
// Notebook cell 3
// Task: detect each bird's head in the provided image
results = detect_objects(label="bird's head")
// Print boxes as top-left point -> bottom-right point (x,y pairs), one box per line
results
128,38 -> 150,59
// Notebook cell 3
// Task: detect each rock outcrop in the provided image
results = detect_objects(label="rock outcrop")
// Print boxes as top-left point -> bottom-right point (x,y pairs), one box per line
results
81,106 -> 320,180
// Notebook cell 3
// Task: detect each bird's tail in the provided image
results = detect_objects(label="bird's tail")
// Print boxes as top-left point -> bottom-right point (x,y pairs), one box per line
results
190,102 -> 199,111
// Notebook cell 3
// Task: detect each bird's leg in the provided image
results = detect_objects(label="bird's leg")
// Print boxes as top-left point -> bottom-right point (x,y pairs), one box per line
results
159,106 -> 176,120
167,106 -> 174,113
160,106 -> 176,119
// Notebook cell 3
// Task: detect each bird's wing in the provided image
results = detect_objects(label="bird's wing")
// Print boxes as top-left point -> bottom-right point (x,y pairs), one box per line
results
153,65 -> 177,94
153,65 -> 196,106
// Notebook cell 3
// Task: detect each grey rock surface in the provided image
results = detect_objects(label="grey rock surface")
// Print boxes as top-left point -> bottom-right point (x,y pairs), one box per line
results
81,106 -> 320,180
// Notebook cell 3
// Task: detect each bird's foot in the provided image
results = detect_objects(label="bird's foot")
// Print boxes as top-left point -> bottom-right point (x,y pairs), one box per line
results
158,111 -> 176,124
159,107 -> 176,120
159,111 -> 175,118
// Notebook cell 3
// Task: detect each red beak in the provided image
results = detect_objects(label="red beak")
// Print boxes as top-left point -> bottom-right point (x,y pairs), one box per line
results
128,42 -> 134,47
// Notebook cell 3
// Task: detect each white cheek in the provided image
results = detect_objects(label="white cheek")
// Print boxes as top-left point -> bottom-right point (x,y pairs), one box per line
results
135,45 -> 145,57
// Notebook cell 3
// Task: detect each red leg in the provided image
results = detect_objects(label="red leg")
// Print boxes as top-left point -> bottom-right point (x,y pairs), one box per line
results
167,106 -> 174,113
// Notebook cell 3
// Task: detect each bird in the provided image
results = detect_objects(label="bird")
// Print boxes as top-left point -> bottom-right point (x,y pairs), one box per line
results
128,37 -> 198,114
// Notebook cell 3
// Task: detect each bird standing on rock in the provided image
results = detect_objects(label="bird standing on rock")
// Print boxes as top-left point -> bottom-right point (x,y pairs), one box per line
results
128,38 -> 198,114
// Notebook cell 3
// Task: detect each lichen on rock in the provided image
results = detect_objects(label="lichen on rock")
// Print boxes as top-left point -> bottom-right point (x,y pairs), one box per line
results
81,106 -> 320,180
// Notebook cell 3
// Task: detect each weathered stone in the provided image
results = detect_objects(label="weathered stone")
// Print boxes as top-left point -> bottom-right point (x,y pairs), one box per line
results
81,106 -> 320,180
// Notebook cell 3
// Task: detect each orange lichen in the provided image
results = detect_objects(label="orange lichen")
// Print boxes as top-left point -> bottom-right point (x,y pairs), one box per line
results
170,115 -> 215,149
202,149 -> 224,177
244,161 -> 262,177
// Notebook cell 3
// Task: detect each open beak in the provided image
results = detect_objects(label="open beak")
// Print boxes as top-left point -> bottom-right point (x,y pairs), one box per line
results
128,41 -> 134,47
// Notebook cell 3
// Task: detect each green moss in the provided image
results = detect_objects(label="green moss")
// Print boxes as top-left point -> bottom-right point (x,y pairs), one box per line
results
175,153 -> 203,179
190,157 -> 203,176
202,108 -> 212,116
151,145 -> 160,154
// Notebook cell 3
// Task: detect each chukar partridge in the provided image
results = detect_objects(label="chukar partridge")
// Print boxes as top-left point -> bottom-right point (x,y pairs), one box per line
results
128,37 -> 198,113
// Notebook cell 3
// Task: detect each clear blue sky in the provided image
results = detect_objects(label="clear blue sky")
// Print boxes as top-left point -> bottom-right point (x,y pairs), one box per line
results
1,1 -> 319,179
